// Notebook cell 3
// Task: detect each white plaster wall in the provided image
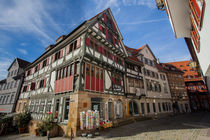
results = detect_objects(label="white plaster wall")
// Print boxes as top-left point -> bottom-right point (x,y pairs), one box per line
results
140,47 -> 171,99
196,0 -> 210,76
165,0 -> 191,38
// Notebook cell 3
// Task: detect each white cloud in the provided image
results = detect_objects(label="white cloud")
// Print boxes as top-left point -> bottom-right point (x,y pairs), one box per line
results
120,18 -> 168,25
0,57 -> 12,80
17,48 -> 28,55
20,42 -> 27,47
122,0 -> 156,9
0,0 -> 63,45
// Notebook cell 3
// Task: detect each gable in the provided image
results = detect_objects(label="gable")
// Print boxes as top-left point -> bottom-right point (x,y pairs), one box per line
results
87,8 -> 128,57
8,59 -> 19,71
140,45 -> 157,61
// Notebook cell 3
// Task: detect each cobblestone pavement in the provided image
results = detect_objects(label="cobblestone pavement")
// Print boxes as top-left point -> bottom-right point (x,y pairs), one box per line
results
1,112 -> 210,140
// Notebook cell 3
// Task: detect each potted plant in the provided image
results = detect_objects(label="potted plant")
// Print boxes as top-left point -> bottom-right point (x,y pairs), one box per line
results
44,112 -> 56,139
14,110 -> 31,134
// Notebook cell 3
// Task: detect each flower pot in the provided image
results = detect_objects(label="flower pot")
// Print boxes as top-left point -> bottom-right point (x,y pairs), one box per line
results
18,127 -> 26,134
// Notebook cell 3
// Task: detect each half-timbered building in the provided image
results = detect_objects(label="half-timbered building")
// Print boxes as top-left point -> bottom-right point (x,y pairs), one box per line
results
17,8 -> 129,136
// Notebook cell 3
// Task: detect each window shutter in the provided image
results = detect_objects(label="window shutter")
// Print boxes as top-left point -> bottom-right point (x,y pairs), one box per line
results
104,13 -> 107,23
112,77 -> 116,84
38,64 -> 40,71
109,53 -> 113,60
112,21 -> 116,31
38,81 -> 40,89
46,57 -> 49,65
192,0 -> 201,18
112,35 -> 115,45
60,49 -> 63,58
66,44 -> 70,54
52,54 -> 55,62
114,55 -> 117,62
116,40 -> 119,46
40,61 -> 43,69
44,78 -> 46,87
105,27 -> 108,40
98,46 -> 101,53
101,47 -> 105,54
86,37 -> 90,46
76,37 -> 81,48
98,23 -> 103,31
26,85 -> 29,92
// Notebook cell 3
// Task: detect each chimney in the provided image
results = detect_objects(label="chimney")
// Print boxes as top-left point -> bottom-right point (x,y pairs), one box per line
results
45,45 -> 54,51
56,35 -> 66,43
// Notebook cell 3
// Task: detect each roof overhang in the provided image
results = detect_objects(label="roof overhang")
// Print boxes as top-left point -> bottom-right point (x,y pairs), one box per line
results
164,0 -> 191,38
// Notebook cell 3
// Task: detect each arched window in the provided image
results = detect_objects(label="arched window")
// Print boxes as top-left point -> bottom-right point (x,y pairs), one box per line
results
129,100 -> 139,116
116,100 -> 123,119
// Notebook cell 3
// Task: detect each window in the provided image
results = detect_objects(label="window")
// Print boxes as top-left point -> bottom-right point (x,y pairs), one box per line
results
55,99 -> 60,118
108,31 -> 113,43
14,70 -> 17,75
6,95 -> 10,104
10,94 -> 14,103
39,79 -> 44,88
7,82 -> 10,89
46,100 -> 52,113
39,100 -> 45,113
35,65 -> 39,73
64,98 -> 70,120
69,43 -> 73,53
162,103 -> 166,111
34,101 -> 39,113
141,103 -> 145,115
10,81 -> 14,89
27,69 -> 31,76
31,82 -> 36,90
42,59 -> 47,68
158,103 -> 161,112
11,71 -> 13,77
23,86 -> 27,92
0,96 -> 2,104
164,83 -> 168,93
8,72 -> 10,77
91,98 -> 103,118
153,103 -> 156,113
14,81 -> 18,88
168,103 -> 171,111
54,51 -> 61,61
147,103 -> 150,113
73,40 -> 77,50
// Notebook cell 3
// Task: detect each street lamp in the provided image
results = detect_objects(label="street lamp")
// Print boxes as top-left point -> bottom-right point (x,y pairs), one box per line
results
156,0 -> 165,11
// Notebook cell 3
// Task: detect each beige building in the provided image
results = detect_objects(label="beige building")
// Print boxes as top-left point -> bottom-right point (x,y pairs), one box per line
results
125,45 -> 173,117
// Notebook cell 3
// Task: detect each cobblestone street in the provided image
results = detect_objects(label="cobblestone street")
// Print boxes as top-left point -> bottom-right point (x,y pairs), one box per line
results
1,112 -> 210,140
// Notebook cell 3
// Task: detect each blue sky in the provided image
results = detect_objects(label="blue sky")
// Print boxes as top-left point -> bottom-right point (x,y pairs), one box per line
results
0,0 -> 191,79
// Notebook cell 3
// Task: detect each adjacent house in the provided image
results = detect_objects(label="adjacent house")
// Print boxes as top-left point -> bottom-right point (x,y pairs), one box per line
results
157,63 -> 190,113
168,61 -> 209,111
0,58 -> 30,114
